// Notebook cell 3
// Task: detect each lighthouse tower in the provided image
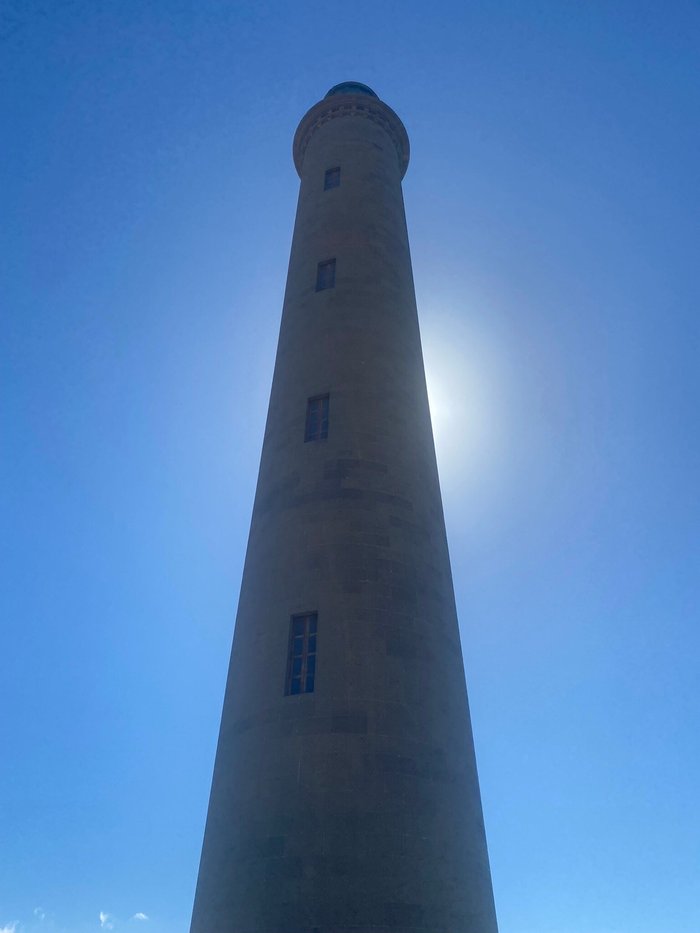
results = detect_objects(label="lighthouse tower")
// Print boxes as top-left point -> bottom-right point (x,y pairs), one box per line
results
190,82 -> 499,933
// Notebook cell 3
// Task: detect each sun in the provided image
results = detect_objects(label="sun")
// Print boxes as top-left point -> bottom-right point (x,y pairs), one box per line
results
422,310 -> 505,492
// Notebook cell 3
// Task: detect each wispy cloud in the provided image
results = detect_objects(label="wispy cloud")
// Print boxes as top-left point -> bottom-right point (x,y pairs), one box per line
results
99,913 -> 114,931
130,916 -> 148,923
0,924 -> 17,933
33,910 -> 46,921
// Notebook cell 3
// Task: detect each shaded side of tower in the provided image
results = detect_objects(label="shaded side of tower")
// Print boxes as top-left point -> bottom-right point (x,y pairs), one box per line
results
190,85 -> 499,933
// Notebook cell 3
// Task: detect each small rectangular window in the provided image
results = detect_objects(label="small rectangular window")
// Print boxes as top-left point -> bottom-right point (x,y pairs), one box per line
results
324,167 -> 341,190
316,258 -> 336,291
286,612 -> 318,695
305,395 -> 329,442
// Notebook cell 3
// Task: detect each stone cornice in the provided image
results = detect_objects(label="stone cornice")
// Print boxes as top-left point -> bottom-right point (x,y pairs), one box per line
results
293,94 -> 410,179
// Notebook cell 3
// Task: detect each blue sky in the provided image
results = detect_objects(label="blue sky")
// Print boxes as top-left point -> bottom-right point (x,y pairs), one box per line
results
2,2 -> 699,932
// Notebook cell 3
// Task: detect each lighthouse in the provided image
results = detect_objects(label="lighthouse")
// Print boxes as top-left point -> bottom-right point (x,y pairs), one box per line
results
190,82 -> 499,933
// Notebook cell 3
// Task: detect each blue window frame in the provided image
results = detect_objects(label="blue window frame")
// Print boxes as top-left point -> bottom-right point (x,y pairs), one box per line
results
324,167 -> 341,190
316,258 -> 336,291
286,612 -> 318,695
305,395 -> 329,442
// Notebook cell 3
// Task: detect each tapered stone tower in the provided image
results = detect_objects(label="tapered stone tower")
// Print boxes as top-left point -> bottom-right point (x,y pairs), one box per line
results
190,82 -> 498,933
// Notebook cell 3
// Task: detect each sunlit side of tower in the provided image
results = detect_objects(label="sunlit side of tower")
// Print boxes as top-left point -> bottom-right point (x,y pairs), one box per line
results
190,82 -> 498,933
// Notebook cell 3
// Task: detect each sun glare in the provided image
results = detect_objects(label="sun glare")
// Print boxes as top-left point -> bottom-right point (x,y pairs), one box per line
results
422,311 -> 505,493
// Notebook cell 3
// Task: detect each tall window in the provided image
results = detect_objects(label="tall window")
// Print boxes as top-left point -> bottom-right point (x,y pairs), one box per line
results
316,258 -> 336,291
286,612 -> 317,695
305,394 -> 329,442
324,166 -> 341,190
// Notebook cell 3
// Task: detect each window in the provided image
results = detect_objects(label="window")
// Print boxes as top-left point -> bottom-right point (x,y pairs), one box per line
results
316,258 -> 336,291
324,166 -> 340,190
286,612 -> 317,695
305,394 -> 329,442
